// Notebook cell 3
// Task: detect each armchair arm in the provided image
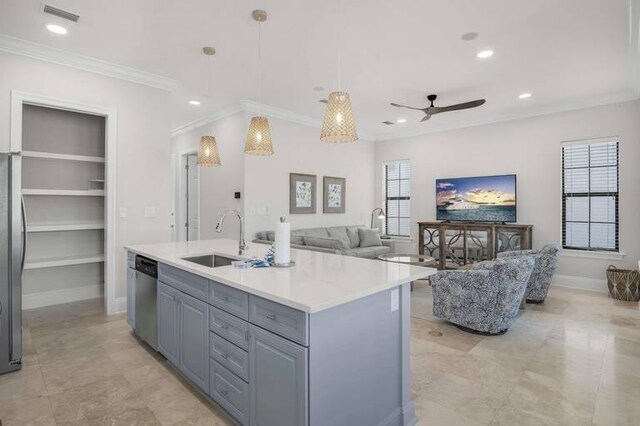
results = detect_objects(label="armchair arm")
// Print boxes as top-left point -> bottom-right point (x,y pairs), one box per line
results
497,248 -> 538,259
380,239 -> 395,250
430,269 -> 493,295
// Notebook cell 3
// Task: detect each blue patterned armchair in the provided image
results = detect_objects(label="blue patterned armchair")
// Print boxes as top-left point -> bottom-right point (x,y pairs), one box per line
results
497,242 -> 561,303
431,257 -> 535,335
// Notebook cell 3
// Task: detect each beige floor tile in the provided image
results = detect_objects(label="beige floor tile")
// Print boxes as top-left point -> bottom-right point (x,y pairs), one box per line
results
592,391 -> 640,426
40,351 -> 123,395
0,396 -> 56,425
0,364 -> 48,402
414,395 -> 489,426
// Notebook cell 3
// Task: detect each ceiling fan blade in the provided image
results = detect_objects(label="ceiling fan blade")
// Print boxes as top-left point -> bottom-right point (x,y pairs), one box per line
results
437,99 -> 486,113
390,102 -> 426,111
421,114 -> 432,122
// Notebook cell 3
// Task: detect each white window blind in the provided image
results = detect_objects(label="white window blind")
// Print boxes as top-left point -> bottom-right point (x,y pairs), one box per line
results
562,140 -> 619,251
384,161 -> 411,236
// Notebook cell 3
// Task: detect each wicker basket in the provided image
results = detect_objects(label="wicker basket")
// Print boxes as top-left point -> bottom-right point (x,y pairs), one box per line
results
606,266 -> 640,301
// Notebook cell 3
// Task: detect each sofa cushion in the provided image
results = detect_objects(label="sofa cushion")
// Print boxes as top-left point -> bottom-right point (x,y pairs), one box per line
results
346,227 -> 360,248
290,230 -> 305,245
327,227 -> 351,249
302,228 -> 329,238
303,236 -> 345,250
358,228 -> 382,248
348,246 -> 392,259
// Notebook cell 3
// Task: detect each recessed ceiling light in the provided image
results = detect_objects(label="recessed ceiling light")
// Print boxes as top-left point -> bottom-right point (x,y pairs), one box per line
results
477,50 -> 493,59
46,23 -> 67,34
461,32 -> 479,41
518,93 -> 532,99
189,100 -> 201,106
396,118 -> 407,124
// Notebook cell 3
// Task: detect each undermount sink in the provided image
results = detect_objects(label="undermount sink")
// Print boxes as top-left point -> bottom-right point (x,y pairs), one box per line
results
181,254 -> 235,268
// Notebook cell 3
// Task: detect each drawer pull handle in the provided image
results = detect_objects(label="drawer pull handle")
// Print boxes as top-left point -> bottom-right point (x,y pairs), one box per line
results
266,313 -> 276,320
218,295 -> 229,302
220,352 -> 228,360
220,323 -> 229,330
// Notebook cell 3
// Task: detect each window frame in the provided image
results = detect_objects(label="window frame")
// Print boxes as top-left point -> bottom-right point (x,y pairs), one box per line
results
561,139 -> 619,252
383,160 -> 411,237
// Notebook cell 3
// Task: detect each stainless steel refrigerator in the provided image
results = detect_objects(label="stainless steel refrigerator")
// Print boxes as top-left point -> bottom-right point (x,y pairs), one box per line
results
0,152 -> 24,374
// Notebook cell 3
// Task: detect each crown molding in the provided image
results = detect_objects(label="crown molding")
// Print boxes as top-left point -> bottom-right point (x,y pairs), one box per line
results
0,34 -> 179,92
375,91 -> 640,142
170,105 -> 244,138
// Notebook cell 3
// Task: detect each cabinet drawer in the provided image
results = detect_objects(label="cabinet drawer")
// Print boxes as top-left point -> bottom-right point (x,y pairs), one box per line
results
158,263 -> 209,302
210,306 -> 249,351
210,281 -> 249,320
249,296 -> 308,346
127,251 -> 136,268
210,360 -> 249,426
210,332 -> 249,382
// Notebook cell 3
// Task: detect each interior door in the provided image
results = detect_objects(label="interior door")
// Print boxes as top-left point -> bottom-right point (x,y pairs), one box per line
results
186,154 -> 200,241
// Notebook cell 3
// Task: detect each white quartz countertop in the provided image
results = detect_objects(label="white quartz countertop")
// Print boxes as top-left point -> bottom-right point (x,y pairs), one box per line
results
125,239 -> 436,313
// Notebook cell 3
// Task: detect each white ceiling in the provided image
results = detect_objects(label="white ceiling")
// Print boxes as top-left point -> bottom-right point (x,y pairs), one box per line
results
1,0 -> 638,139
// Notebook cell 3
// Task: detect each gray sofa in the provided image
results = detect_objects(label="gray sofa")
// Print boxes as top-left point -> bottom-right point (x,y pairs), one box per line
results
253,225 -> 394,259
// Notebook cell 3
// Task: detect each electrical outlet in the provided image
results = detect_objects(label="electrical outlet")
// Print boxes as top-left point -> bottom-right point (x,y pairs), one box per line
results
144,206 -> 157,218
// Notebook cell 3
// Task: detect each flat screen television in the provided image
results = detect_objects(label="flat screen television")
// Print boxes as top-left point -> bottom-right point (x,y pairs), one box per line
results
436,174 -> 517,222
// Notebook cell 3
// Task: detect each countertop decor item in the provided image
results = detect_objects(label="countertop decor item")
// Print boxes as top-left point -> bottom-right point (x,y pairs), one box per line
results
274,217 -> 291,265
244,10 -> 274,156
323,176 -> 346,213
606,265 -> 640,301
196,136 -> 221,167
289,173 -> 317,214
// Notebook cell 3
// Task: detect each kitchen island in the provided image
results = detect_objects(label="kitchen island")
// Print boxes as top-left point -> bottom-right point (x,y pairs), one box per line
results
125,239 -> 436,426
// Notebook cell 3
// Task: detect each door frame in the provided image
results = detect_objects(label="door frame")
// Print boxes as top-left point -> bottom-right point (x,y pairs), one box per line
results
10,90 -> 118,315
176,149 -> 200,242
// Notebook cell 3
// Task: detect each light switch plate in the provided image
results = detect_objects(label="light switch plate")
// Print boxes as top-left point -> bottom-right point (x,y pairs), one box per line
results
390,289 -> 399,312
144,206 -> 157,218
119,207 -> 127,218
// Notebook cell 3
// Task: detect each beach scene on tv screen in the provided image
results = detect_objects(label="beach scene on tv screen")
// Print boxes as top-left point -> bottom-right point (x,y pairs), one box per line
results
436,175 -> 517,222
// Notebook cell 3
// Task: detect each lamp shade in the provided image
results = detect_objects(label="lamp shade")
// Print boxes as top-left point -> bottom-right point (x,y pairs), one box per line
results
244,116 -> 274,156
320,91 -> 358,143
197,136 -> 221,166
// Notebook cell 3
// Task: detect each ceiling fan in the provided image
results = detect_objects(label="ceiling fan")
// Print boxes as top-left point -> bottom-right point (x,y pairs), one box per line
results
390,94 -> 486,122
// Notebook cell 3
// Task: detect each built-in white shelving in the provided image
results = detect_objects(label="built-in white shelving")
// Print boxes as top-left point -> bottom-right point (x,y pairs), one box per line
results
22,189 -> 105,197
22,150 -> 105,163
24,254 -> 105,270
27,222 -> 105,233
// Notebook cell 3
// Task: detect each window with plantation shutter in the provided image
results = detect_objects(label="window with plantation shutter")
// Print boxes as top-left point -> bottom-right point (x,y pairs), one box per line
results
384,161 -> 411,237
562,140 -> 619,252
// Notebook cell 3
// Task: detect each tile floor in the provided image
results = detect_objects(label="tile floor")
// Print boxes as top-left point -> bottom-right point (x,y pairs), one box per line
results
1,282 -> 639,425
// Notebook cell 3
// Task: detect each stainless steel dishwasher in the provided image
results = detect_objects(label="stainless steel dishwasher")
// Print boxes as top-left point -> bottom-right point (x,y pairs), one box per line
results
134,255 -> 158,351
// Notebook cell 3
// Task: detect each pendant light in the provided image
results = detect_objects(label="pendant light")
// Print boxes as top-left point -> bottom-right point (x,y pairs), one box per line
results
244,10 -> 274,156
197,46 -> 222,166
320,1 -> 358,143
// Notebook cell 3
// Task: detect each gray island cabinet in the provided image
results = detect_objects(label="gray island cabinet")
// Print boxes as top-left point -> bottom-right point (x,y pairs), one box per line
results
126,240 -> 433,426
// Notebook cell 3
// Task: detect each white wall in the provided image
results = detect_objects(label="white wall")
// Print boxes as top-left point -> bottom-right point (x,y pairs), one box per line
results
0,51 -> 173,304
375,100 -> 640,284
243,114 -> 376,238
172,113 -> 244,240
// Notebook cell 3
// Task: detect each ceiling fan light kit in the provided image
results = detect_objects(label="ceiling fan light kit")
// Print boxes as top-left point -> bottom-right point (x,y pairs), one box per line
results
197,136 -> 222,167
320,91 -> 359,142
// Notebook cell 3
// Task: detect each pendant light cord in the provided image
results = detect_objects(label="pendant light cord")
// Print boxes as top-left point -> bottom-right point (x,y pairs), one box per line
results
257,20 -> 262,116
337,0 -> 342,92
207,55 -> 212,97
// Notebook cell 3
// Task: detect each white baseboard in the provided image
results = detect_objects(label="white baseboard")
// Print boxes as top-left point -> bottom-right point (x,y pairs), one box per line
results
551,274 -> 608,293
114,297 -> 127,314
23,284 -> 103,310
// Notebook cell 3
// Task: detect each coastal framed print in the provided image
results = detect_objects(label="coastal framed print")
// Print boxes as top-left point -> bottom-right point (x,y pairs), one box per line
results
289,173 -> 317,214
323,176 -> 346,213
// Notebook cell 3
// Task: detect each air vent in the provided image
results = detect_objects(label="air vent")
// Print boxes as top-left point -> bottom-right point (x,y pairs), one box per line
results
318,99 -> 328,104
42,4 -> 80,22
382,121 -> 394,125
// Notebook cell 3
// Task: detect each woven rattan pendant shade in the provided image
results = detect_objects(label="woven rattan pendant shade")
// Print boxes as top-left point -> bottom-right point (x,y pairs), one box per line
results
320,91 -> 358,143
244,116 -> 274,156
197,136 -> 221,166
